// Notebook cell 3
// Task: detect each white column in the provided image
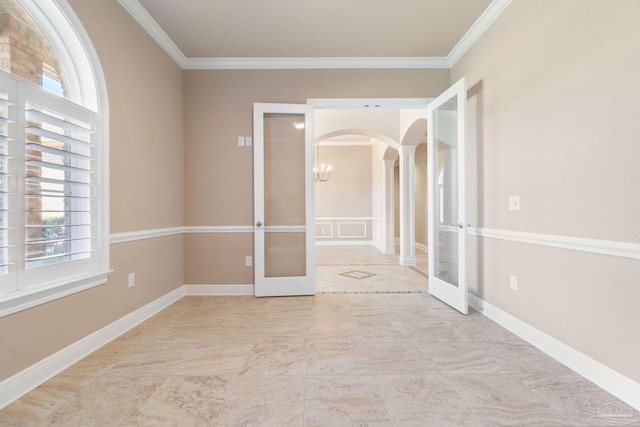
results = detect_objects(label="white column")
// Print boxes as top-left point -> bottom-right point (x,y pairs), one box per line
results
383,159 -> 396,254
398,145 -> 416,266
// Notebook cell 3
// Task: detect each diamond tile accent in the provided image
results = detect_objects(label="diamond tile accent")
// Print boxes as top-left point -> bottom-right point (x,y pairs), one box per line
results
338,270 -> 376,280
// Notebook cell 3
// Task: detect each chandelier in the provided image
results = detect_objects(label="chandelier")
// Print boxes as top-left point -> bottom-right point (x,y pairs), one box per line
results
314,141 -> 332,182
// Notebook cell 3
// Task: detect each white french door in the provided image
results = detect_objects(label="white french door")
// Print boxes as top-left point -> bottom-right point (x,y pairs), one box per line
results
427,78 -> 469,314
253,103 -> 315,297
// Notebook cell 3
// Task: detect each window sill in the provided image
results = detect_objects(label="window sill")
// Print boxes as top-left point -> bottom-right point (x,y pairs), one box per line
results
0,270 -> 112,318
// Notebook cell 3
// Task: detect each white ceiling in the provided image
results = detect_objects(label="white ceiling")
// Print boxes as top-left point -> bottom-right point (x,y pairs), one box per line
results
119,0 -> 510,69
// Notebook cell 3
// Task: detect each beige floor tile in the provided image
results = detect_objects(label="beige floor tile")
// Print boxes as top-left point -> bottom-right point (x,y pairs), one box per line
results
174,342 -> 253,376
310,303 -> 355,322
241,342 -> 309,376
47,376 -> 165,426
1,245 -> 629,427
516,372 -> 640,426
307,341 -> 375,376
448,373 -> 571,426
364,341 -> 439,375
377,373 -> 482,427
132,375 -> 234,426
0,375 -> 97,425
215,374 -> 305,426
307,320 -> 361,343
304,376 -> 392,426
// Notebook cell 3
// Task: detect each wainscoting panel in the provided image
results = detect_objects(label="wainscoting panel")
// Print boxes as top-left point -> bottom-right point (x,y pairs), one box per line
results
315,217 -> 371,243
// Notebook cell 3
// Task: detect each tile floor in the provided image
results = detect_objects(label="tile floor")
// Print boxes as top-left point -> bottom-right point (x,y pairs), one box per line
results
2,246 -> 638,426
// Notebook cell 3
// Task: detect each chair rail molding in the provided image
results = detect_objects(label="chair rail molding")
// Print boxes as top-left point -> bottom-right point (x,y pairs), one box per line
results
468,227 -> 640,260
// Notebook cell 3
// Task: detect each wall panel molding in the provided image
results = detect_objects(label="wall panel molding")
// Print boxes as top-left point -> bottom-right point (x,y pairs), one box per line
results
468,227 -> 640,260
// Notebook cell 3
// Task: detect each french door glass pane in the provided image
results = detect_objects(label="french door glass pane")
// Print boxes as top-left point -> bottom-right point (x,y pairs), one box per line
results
263,113 -> 306,278
434,96 -> 459,286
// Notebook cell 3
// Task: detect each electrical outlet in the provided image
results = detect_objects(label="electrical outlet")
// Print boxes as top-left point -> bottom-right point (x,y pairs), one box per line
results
509,275 -> 518,291
245,256 -> 252,267
128,272 -> 135,287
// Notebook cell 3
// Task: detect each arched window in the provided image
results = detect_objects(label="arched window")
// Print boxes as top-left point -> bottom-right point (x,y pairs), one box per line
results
0,0 -> 108,316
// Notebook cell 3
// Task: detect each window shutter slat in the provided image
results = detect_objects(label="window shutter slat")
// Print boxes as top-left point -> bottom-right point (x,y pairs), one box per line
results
0,90 -> 11,277
23,102 -> 95,270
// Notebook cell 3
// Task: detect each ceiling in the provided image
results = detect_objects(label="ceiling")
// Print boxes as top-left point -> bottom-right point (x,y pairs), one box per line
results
120,0 -> 508,69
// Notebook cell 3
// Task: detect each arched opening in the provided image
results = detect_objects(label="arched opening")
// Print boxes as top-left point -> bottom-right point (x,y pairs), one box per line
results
313,107 -> 430,292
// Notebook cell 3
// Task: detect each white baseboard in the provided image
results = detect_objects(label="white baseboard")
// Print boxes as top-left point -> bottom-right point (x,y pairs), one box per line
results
0,287 -> 184,410
468,294 -> 640,411
371,240 -> 396,254
183,284 -> 254,296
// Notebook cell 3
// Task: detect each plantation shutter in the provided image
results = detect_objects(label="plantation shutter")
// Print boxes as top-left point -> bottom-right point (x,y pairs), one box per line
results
0,88 -> 13,292
24,104 -> 94,269
0,75 -> 100,293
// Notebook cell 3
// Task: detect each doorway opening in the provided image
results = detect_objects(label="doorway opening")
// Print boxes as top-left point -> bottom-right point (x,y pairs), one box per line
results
309,99 -> 431,294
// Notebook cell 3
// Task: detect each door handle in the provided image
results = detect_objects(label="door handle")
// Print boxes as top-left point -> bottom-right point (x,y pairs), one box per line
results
450,223 -> 464,229
256,221 -> 264,227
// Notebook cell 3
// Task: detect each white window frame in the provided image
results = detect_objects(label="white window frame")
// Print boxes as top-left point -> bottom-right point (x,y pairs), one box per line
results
0,0 -> 109,317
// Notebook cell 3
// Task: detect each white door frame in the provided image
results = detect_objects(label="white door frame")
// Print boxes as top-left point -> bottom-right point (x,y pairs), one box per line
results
307,98 -> 431,261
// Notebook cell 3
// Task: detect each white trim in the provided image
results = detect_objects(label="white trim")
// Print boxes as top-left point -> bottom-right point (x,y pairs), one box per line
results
107,225 -> 640,263
308,98 -> 431,110
110,227 -> 183,244
117,1 -> 511,70
183,284 -> 254,296
264,225 -> 306,233
318,140 -> 374,147
116,0 -> 187,68
315,240 -> 376,247
468,294 -> 640,411
0,271 -> 111,318
415,242 -> 427,252
184,225 -> 253,234
468,227 -> 640,260
110,226 -> 255,244
316,216 -> 373,221
0,287 -> 184,410
184,57 -> 449,70
22,0 -> 99,110
447,0 -> 513,67
315,222 -> 334,239
338,221 -> 367,239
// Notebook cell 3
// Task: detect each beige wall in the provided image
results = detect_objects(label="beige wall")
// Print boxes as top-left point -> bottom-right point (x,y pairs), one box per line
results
414,143 -> 427,246
315,145 -> 372,218
183,69 -> 450,284
0,0 -> 184,380
452,0 -> 640,381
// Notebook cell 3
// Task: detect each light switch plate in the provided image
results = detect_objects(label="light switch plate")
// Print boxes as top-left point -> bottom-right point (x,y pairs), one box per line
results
509,196 -> 520,211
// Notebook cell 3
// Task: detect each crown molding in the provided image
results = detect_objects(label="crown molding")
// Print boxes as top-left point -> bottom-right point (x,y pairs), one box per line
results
117,0 -> 187,68
447,0 -> 513,67
119,0 -> 512,70
183,56 -> 449,70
